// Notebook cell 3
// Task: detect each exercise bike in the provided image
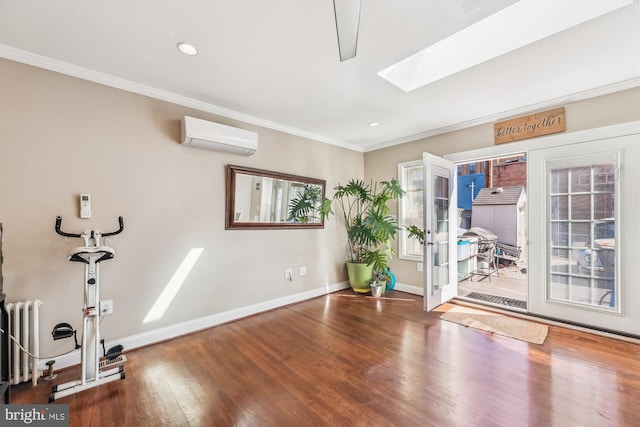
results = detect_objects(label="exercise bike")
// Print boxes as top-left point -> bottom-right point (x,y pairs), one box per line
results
50,216 -> 126,401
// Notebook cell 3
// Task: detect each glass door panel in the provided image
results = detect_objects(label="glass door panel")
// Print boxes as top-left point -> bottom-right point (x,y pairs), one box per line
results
549,164 -> 616,309
528,135 -> 640,335
432,175 -> 450,291
423,153 -> 457,312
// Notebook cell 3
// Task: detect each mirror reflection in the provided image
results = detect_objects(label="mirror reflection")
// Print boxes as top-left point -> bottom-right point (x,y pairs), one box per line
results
226,165 -> 326,229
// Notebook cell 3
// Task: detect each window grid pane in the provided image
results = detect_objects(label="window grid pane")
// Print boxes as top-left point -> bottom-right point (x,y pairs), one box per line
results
549,164 -> 616,310
399,162 -> 424,259
432,175 -> 449,290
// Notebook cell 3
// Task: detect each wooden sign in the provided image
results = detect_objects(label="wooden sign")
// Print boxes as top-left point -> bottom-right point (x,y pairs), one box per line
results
494,107 -> 565,144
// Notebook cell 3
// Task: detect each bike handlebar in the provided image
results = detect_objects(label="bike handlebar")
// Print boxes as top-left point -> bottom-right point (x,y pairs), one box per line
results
55,216 -> 124,238
102,216 -> 125,237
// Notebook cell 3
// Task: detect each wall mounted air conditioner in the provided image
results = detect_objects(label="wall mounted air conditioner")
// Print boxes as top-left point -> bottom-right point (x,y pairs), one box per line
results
181,116 -> 258,155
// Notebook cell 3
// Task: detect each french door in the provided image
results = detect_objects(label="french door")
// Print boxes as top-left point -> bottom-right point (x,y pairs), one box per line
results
527,135 -> 640,335
423,153 -> 457,311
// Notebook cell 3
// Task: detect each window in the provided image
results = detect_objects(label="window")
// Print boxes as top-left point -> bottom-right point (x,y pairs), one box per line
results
398,160 -> 423,261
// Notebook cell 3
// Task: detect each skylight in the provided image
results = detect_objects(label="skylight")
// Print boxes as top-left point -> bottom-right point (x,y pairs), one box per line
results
378,0 -> 632,92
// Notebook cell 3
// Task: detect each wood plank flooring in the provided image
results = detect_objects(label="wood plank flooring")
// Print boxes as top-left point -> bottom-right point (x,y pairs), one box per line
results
10,290 -> 640,426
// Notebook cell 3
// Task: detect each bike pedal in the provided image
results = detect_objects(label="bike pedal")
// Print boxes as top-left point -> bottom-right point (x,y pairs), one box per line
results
98,354 -> 127,371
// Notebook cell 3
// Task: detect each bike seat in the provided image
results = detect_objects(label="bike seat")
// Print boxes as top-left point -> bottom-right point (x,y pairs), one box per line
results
68,246 -> 115,264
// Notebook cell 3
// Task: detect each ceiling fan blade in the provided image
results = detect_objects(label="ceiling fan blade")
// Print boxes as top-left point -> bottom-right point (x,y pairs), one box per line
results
333,0 -> 361,62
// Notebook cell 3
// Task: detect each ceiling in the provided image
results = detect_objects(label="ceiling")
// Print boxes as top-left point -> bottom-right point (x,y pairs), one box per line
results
1,0 -> 638,152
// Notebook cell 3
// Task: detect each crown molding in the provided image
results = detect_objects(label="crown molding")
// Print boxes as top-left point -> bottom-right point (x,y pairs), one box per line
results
0,45 -> 364,153
2,44 -> 636,155
365,77 -> 640,152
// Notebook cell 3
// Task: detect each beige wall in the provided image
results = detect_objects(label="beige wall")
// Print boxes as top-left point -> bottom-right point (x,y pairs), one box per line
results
1,55 -> 638,360
364,87 -> 640,288
0,58 -> 362,358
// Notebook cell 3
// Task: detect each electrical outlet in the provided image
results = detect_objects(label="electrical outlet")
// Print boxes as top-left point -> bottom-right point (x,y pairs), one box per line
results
417,262 -> 423,272
285,268 -> 293,281
299,267 -> 307,276
100,299 -> 113,315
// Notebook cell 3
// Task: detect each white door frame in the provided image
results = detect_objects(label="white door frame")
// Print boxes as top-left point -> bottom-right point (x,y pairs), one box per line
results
527,136 -> 639,334
444,121 -> 640,333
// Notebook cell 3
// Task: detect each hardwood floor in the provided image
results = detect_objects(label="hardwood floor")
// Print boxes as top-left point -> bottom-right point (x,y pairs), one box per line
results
10,290 -> 640,426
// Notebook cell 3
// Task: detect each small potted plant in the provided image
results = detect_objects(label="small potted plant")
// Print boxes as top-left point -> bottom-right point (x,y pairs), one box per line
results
321,178 -> 404,293
370,268 -> 391,295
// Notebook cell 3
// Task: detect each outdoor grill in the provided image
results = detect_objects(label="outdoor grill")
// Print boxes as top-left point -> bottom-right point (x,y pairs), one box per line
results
463,227 -> 498,280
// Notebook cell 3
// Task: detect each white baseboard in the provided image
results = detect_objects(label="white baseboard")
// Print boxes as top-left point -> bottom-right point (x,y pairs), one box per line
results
39,281 -> 350,371
393,282 -> 423,296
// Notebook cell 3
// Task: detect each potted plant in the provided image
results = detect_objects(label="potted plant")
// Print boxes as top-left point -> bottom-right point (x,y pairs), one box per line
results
371,268 -> 391,295
320,178 -> 404,293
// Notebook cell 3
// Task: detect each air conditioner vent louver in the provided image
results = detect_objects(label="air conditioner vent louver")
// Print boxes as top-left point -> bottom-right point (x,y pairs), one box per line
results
181,116 -> 258,155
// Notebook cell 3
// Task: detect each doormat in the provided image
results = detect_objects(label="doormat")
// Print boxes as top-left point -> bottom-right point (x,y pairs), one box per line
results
466,292 -> 527,309
440,306 -> 548,344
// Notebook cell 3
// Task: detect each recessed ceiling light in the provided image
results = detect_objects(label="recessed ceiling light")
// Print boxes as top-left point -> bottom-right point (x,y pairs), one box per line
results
368,122 -> 379,127
378,0 -> 632,92
177,42 -> 198,56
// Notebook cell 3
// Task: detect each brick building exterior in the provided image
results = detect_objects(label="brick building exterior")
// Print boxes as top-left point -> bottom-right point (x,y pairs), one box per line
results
458,155 -> 527,189
492,161 -> 527,188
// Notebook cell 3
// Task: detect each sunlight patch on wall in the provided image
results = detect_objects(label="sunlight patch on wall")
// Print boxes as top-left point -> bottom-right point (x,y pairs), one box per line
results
143,248 -> 204,323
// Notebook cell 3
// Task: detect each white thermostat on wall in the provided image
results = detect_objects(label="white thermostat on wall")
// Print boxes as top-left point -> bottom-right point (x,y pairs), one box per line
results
80,194 -> 91,219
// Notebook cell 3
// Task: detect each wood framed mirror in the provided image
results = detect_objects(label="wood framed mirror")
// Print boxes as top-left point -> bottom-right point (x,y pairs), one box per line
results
225,165 -> 326,229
